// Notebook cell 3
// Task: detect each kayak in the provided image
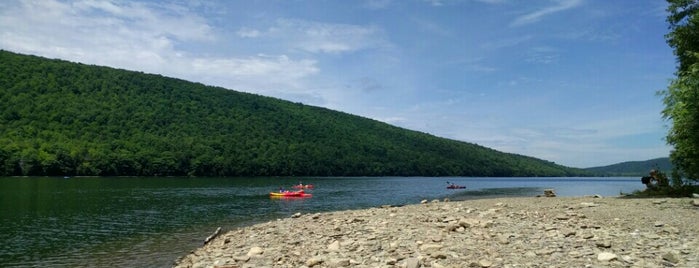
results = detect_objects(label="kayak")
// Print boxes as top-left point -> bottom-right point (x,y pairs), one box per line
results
447,185 -> 466,189
270,191 -> 312,198
292,184 -> 314,189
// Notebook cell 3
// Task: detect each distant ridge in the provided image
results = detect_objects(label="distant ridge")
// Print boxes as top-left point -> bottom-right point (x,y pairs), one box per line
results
0,50 -> 586,177
584,157 -> 672,177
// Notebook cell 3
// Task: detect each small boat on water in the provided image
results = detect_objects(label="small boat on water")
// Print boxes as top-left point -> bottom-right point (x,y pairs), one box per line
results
270,190 -> 312,198
292,184 -> 314,189
446,182 -> 466,189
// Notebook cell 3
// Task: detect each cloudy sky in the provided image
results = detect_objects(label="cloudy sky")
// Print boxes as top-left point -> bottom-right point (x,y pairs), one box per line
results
0,0 -> 675,168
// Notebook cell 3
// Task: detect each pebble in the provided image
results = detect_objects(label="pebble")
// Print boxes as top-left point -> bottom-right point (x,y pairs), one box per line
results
174,197 -> 699,268
598,252 -> 617,261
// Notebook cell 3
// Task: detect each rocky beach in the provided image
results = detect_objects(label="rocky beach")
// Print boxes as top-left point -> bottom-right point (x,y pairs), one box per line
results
174,196 -> 699,268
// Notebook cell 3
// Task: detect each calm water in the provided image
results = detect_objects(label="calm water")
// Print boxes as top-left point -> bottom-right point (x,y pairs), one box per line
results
0,176 -> 644,267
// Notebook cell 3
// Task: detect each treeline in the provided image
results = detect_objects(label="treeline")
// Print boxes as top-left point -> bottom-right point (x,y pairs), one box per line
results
584,157 -> 672,177
0,50 -> 586,177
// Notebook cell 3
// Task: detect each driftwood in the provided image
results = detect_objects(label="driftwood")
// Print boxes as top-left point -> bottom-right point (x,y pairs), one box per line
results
203,227 -> 222,245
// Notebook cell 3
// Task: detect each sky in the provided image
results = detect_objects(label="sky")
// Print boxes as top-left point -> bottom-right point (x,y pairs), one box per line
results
0,0 -> 676,168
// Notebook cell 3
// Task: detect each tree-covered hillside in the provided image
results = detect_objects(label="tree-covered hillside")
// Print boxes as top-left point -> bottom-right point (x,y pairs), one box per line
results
584,157 -> 672,177
0,50 -> 585,177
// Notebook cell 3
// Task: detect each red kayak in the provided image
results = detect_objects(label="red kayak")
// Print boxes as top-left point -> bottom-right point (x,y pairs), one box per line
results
270,190 -> 312,198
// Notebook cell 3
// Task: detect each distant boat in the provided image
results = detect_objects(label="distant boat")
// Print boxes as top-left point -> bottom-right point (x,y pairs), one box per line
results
446,182 -> 466,189
292,184 -> 314,189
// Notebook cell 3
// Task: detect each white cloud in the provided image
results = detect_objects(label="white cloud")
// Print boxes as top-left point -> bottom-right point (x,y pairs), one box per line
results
0,0 -> 323,101
510,0 -> 584,27
239,18 -> 387,54
236,27 -> 261,38
524,46 -> 561,64
481,35 -> 534,50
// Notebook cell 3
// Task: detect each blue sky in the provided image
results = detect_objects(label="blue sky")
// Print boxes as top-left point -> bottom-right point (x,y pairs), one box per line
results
0,0 -> 674,168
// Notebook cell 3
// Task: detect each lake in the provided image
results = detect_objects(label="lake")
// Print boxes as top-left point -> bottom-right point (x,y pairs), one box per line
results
0,176 -> 645,267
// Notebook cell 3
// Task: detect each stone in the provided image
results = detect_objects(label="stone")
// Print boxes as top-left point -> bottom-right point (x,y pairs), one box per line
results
543,189 -> 556,197
596,241 -> 611,248
327,240 -> 341,251
458,218 -> 479,228
580,202 -> 598,207
233,255 -> 250,261
555,215 -> 570,220
405,257 -> 420,268
328,258 -> 350,267
662,252 -> 680,264
246,246 -> 263,256
597,252 -> 617,261
305,257 -> 324,267
478,259 -> 493,267
419,244 -> 442,252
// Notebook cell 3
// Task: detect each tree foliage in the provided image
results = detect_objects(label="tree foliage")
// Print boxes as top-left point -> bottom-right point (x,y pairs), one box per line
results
0,50 -> 586,177
662,0 -> 699,182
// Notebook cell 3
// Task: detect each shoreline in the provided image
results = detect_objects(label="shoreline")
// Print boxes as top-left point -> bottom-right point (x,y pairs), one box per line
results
174,196 -> 699,268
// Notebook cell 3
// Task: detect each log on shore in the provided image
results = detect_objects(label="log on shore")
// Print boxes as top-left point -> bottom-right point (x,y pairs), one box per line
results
203,227 -> 222,245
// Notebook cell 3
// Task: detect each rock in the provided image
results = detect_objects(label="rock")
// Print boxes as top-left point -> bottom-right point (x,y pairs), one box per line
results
306,257 -> 324,267
662,252 -> 680,264
405,257 -> 420,268
327,258 -> 350,267
431,251 -> 447,259
458,218 -> 479,228
232,255 -> 249,262
692,193 -> 699,198
478,259 -> 493,267
654,221 -> 665,227
445,223 -> 460,232
246,246 -> 263,256
291,212 -> 302,218
543,189 -> 556,197
596,241 -> 611,248
563,230 -> 576,237
419,244 -> 442,252
597,252 -> 617,261
692,199 -> 699,207
555,214 -> 570,220
580,202 -> 598,207
327,240 -> 341,251
421,199 -> 428,204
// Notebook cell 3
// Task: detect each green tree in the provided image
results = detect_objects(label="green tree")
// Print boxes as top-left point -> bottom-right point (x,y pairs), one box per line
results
662,0 -> 699,183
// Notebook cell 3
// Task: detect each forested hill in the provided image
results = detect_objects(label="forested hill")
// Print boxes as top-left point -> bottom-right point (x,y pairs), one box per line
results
584,157 -> 672,177
0,50 -> 585,177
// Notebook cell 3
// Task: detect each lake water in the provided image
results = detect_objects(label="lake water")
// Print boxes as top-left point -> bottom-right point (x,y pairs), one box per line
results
0,176 -> 644,267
